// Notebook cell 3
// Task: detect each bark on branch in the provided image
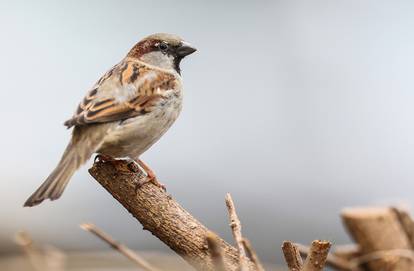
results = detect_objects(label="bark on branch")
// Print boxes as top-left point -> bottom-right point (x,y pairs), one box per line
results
88,159 -> 257,271
282,240 -> 331,271
282,241 -> 303,271
302,240 -> 331,271
225,193 -> 249,271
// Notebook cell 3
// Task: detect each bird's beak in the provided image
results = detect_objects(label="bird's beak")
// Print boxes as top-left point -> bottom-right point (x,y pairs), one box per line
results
177,41 -> 197,57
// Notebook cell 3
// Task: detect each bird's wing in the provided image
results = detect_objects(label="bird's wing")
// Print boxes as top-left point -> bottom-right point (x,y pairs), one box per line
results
64,59 -> 178,128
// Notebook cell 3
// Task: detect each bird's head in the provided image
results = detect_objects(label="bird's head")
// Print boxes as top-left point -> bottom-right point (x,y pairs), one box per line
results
127,33 -> 196,74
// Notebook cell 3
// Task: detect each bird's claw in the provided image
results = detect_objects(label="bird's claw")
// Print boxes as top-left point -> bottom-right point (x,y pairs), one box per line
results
96,157 -> 166,192
148,176 -> 166,191
133,175 -> 166,193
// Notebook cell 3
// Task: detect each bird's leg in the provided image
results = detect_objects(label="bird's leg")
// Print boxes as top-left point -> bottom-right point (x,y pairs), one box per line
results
135,159 -> 166,191
94,155 -> 143,175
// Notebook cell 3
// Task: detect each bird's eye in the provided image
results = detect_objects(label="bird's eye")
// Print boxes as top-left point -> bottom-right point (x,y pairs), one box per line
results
158,42 -> 169,51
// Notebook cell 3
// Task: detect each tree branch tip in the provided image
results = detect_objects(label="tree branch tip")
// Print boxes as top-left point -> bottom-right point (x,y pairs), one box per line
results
282,240 -> 294,247
205,232 -> 221,249
225,195 -> 232,205
206,231 -> 219,239
311,240 -> 332,248
80,223 -> 94,231
15,231 -> 33,246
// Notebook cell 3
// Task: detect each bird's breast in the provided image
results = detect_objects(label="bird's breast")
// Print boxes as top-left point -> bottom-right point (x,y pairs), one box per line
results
98,90 -> 182,158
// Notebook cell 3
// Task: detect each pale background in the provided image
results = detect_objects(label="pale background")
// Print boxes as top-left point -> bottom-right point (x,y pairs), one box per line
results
1,0 -> 414,264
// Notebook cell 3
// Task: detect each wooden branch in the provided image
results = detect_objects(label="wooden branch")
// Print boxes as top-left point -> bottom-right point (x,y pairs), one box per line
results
242,238 -> 265,271
282,241 -> 303,271
80,223 -> 159,271
89,159 -> 257,271
297,243 -> 359,271
206,232 -> 227,271
341,207 -> 413,271
225,193 -> 249,271
302,240 -> 331,271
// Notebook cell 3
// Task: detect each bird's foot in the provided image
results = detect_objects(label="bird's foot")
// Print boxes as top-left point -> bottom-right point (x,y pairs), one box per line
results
132,159 -> 166,192
133,174 -> 166,193
94,156 -> 166,192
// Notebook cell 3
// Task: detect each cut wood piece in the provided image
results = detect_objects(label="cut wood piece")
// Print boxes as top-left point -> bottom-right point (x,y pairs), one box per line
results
282,241 -> 303,271
297,243 -> 360,271
302,240 -> 331,271
341,207 -> 414,271
391,207 -> 414,248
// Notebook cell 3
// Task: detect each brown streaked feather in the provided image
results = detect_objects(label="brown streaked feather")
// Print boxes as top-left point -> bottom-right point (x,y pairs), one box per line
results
120,62 -> 139,85
64,59 -> 178,128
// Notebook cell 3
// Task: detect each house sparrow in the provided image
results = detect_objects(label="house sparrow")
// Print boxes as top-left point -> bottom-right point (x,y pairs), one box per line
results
24,33 -> 196,207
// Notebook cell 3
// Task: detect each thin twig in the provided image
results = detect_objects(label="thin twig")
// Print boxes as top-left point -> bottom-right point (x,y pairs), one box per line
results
206,232 -> 227,271
242,238 -> 265,271
302,240 -> 331,271
296,242 -> 356,271
15,231 -> 44,271
42,245 -> 66,271
225,193 -> 249,271
80,223 -> 160,271
351,249 -> 414,267
14,231 -> 65,271
282,241 -> 303,271
332,245 -> 361,262
391,207 -> 414,248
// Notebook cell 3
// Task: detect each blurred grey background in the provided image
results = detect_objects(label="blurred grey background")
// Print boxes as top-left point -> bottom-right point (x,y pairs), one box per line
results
1,0 -> 414,264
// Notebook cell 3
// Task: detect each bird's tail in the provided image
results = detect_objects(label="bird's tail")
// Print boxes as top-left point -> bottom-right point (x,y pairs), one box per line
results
24,142 -> 81,207
24,124 -> 111,207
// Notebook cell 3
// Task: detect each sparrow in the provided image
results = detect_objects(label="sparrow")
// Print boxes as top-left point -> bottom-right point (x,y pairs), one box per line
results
24,33 -> 196,207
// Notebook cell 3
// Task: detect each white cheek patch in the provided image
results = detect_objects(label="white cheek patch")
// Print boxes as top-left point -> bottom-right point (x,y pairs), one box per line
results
140,51 -> 175,70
